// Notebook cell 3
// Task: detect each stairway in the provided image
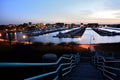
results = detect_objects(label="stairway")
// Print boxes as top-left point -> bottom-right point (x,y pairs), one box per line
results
63,54 -> 104,80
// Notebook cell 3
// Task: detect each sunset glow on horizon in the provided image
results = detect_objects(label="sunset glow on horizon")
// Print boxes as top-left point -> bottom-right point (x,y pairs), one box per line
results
0,0 -> 120,24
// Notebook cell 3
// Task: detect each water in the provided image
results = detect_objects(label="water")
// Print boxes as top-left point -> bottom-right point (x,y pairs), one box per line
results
80,28 -> 120,44
0,27 -> 120,44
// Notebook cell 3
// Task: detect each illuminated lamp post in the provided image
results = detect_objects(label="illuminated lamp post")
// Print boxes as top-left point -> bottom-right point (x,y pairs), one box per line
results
22,35 -> 27,40
23,35 -> 32,45
0,33 -> 2,41
22,34 -> 27,44
89,35 -> 95,52
0,33 -> 2,37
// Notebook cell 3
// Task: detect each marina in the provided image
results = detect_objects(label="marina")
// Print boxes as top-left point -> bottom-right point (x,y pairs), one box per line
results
0,27 -> 120,44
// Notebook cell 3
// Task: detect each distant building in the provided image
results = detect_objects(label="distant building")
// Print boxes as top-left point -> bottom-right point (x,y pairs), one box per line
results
23,23 -> 28,27
29,22 -> 32,25
87,23 -> 99,28
71,23 -> 76,28
80,23 -> 84,28
65,24 -> 71,28
36,23 -> 45,28
109,24 -> 120,28
65,24 -> 68,28
28,22 -> 32,27
56,23 -> 64,27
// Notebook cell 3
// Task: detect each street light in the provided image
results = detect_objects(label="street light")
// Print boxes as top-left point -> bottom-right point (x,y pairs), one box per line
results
22,35 -> 27,39
84,34 -> 95,52
22,34 -> 32,44
89,35 -> 95,52
0,33 -> 2,37
22,34 -> 28,44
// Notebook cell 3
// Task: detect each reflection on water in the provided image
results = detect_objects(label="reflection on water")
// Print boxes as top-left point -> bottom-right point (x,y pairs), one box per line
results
0,33 -> 2,37
0,28 -> 120,44
80,28 -> 120,44
14,32 -> 17,41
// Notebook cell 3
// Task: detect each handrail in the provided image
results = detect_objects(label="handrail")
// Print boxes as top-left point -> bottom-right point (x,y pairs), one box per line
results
92,53 -> 120,80
25,53 -> 80,80
0,52 -> 80,80
0,56 -> 76,67
0,57 -> 71,67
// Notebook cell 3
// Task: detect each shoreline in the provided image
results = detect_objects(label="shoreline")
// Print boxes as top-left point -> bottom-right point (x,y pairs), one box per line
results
0,41 -> 120,63
94,42 -> 120,59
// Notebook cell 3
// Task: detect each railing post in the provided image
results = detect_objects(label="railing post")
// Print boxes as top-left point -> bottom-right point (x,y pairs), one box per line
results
115,71 -> 120,80
77,52 -> 80,63
71,56 -> 73,69
94,56 -> 96,64
102,62 -> 105,76
58,66 -> 62,80
74,55 -> 77,65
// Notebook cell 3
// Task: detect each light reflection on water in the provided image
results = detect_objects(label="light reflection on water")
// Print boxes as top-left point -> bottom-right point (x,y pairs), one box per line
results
0,28 -> 120,44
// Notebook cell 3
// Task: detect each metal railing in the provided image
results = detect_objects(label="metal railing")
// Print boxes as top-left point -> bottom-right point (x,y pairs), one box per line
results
92,53 -> 120,80
0,52 -> 80,80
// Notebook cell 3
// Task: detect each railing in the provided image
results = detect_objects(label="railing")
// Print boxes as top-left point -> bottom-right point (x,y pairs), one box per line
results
0,52 -> 80,80
92,53 -> 120,80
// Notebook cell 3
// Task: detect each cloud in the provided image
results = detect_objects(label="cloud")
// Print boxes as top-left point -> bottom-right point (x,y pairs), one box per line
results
116,16 -> 120,18
103,0 -> 120,10
89,10 -> 120,19
113,11 -> 120,18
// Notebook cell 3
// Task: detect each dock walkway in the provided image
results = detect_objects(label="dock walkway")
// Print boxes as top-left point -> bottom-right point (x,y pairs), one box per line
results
63,57 -> 104,80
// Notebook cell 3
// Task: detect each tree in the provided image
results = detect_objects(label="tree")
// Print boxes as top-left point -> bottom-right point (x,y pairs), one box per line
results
58,42 -> 67,51
46,42 -> 54,52
68,42 -> 77,53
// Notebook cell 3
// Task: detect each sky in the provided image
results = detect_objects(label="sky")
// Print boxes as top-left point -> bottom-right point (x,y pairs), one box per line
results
0,0 -> 120,24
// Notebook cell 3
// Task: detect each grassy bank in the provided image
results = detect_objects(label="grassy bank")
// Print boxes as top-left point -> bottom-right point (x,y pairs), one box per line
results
0,41 -> 88,62
1,41 -> 120,62
94,43 -> 120,59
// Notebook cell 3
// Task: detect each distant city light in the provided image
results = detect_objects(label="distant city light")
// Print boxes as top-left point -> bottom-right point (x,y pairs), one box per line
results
0,33 -> 2,37
78,37 -> 81,41
22,35 -> 27,39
